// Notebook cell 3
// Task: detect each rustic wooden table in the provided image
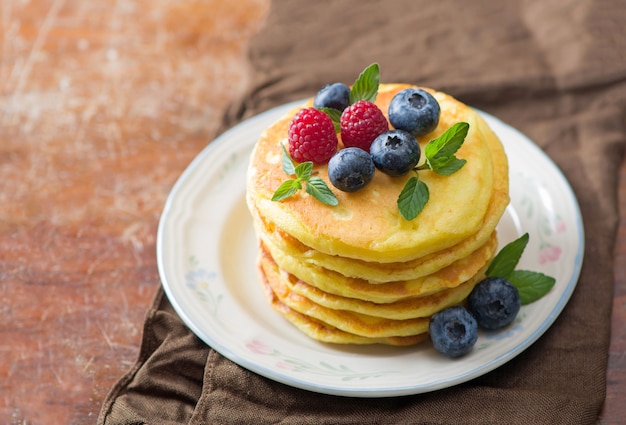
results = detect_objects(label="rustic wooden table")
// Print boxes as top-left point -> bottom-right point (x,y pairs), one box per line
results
1,1 -> 624,424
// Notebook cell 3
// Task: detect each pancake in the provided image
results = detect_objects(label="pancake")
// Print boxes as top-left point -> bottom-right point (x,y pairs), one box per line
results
260,231 -> 497,304
259,268 -> 428,346
249,108 -> 509,283
246,84 -> 499,263
259,243 -> 489,320
258,250 -> 431,338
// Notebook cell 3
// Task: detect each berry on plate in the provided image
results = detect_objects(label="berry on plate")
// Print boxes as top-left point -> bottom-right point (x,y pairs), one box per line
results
370,130 -> 421,176
313,83 -> 351,111
429,306 -> 478,358
328,147 -> 375,192
388,88 -> 440,137
288,108 -> 338,164
340,100 -> 388,151
468,277 -> 521,330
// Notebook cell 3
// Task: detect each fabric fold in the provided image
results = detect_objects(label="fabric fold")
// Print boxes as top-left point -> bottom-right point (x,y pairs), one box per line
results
100,291 -> 208,425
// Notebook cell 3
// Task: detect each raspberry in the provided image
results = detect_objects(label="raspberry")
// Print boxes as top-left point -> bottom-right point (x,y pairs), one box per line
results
340,100 -> 389,151
288,108 -> 338,164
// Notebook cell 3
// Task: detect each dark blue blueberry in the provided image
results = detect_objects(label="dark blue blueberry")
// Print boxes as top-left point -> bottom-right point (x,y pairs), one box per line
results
313,83 -> 351,111
328,147 -> 375,192
429,306 -> 478,358
468,277 -> 521,330
388,88 -> 440,137
369,130 -> 420,176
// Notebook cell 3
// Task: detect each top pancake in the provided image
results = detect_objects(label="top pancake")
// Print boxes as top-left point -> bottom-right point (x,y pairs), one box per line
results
247,84 -> 503,263
249,112 -> 508,283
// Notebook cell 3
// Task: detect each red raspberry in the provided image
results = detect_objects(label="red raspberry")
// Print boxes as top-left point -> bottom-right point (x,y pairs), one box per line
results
288,108 -> 338,164
340,100 -> 389,151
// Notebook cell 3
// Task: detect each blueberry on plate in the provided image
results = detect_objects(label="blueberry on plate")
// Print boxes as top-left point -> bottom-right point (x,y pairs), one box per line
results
468,277 -> 521,330
388,88 -> 440,137
429,306 -> 478,358
370,130 -> 420,176
328,147 -> 375,192
313,83 -> 351,111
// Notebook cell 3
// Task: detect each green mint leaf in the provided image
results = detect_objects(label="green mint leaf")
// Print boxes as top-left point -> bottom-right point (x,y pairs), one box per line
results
484,233 -> 556,304
273,148 -> 338,205
294,161 -> 313,181
425,122 -> 469,175
349,63 -> 380,104
280,144 -> 296,175
431,157 -> 467,176
425,122 -> 469,160
306,177 -> 339,206
505,269 -> 556,305
486,233 -> 530,277
397,175 -> 429,220
317,107 -> 342,133
271,180 -> 300,202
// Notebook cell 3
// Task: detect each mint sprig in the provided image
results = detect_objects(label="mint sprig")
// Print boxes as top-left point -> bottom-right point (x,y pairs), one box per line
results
397,122 -> 469,220
397,176 -> 429,221
349,62 -> 380,104
486,233 -> 529,277
486,233 -> 556,304
421,122 -> 468,175
271,145 -> 338,206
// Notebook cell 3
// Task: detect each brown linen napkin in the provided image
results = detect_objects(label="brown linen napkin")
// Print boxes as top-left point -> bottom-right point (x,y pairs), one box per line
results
99,0 -> 626,423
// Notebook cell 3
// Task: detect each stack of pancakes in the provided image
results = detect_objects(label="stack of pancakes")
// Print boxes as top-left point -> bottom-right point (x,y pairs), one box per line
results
246,84 -> 509,346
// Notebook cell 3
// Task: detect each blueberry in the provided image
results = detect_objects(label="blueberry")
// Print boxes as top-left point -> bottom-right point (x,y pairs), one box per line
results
313,83 -> 351,111
388,88 -> 440,137
429,306 -> 478,358
328,147 -> 375,192
370,130 -> 420,176
468,277 -> 521,330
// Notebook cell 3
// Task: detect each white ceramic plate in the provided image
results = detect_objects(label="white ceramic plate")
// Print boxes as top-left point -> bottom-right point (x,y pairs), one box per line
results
157,100 -> 584,397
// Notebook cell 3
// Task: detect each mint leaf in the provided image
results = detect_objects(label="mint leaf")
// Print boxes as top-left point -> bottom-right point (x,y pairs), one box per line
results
397,175 -> 429,220
280,144 -> 296,175
272,148 -> 338,206
505,269 -> 556,305
294,161 -> 313,181
271,180 -> 300,201
424,122 -> 469,175
306,177 -> 339,206
399,121 -> 468,219
349,63 -> 380,104
486,233 -> 530,277
483,233 -> 555,305
431,157 -> 467,176
318,107 -> 342,133
425,122 -> 469,160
